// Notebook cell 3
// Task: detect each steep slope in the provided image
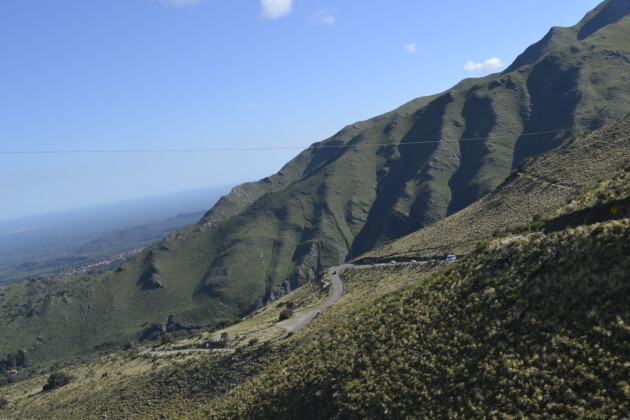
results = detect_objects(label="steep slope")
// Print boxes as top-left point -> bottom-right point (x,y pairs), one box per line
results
3,112 -> 630,420
154,0 -> 630,284
2,0 -> 630,366
198,195 -> 630,419
367,113 -> 630,260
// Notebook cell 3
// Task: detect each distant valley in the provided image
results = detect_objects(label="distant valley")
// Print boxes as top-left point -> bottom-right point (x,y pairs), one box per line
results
0,185 -> 232,284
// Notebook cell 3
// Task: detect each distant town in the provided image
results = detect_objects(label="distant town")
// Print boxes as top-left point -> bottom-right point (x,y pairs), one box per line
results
53,248 -> 146,278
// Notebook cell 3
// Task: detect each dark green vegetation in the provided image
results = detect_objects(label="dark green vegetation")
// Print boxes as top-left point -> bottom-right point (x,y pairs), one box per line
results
0,4 -> 628,417
42,372 -> 73,391
203,219 -> 630,419
1,124 -> 628,420
278,308 -> 294,321
366,112 -> 630,260
192,162 -> 630,418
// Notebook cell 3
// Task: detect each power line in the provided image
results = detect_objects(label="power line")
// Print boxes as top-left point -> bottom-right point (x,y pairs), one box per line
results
0,125 -> 600,155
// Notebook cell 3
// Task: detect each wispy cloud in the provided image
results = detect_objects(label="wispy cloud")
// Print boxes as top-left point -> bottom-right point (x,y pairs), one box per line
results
260,0 -> 293,20
159,0 -> 204,7
321,15 -> 336,25
464,57 -> 503,73
309,10 -> 337,25
404,43 -> 417,54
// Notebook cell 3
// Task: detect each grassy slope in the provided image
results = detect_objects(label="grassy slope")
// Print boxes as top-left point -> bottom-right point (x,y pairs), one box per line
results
199,217 -> 630,419
0,347 -> 287,420
366,113 -> 630,260
2,0 -> 630,369
0,257 -> 444,419
4,165 -> 629,419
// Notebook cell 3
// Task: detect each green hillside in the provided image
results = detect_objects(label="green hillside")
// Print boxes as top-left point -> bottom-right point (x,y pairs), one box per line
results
137,0 -> 630,309
2,0 -> 630,369
1,102 -> 628,420
197,189 -> 630,419
365,113 -> 630,260
3,160 -> 627,419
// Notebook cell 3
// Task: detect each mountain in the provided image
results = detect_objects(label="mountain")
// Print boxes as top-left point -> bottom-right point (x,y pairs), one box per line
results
3,125 -> 629,419
1,0 -> 630,366
203,182 -> 630,419
364,113 -> 630,261
158,0 -> 630,296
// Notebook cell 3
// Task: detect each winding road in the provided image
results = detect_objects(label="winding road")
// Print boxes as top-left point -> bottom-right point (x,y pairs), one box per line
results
144,264 -> 352,355
271,264 -> 352,341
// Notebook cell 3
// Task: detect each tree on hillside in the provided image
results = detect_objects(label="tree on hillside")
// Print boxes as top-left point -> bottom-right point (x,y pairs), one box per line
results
279,309 -> 293,321
43,372 -> 73,391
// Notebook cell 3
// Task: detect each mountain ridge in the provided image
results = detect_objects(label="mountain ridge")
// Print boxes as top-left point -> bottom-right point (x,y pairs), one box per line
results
3,137 -> 629,418
1,0 -> 629,367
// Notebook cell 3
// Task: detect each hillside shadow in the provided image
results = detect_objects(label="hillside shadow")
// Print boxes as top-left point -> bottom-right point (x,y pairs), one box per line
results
347,93 -> 452,259
511,56 -> 580,169
578,0 -> 630,40
447,94 -> 496,215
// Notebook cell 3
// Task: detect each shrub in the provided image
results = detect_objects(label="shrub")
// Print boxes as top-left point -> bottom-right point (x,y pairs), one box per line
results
161,333 -> 174,345
0,396 -> 7,409
43,372 -> 73,391
279,309 -> 294,321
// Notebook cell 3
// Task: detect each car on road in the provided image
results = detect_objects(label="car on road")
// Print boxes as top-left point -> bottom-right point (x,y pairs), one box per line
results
389,260 -> 396,264
446,255 -> 457,261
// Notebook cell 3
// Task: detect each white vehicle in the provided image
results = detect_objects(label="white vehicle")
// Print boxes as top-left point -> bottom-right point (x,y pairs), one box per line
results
389,260 -> 396,264
446,255 -> 457,261
410,260 -> 417,263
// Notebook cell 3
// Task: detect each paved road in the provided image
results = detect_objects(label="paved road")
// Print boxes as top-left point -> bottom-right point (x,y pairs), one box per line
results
143,258 -> 463,356
144,264 -> 352,354
269,263 -> 352,342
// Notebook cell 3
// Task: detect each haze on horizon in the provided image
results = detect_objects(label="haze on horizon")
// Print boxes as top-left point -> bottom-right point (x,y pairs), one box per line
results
0,0 -> 601,221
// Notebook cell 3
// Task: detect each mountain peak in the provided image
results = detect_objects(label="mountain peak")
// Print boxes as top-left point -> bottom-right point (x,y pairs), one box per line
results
504,0 -> 630,73
503,25 -> 576,73
577,0 -> 630,40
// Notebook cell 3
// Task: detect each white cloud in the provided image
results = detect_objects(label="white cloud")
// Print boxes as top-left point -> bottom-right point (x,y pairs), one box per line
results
404,43 -> 417,54
464,57 -> 503,73
310,10 -> 337,25
159,0 -> 204,7
321,15 -> 336,25
260,0 -> 293,20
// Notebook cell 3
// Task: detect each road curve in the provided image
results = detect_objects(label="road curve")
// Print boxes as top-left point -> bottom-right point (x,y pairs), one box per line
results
144,264 -> 353,354
269,263 -> 352,342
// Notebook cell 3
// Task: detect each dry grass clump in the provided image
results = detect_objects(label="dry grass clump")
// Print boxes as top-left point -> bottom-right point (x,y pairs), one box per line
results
549,163 -> 630,217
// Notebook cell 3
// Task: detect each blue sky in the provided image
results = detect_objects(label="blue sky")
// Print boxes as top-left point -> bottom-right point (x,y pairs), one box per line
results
0,0 -> 602,221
